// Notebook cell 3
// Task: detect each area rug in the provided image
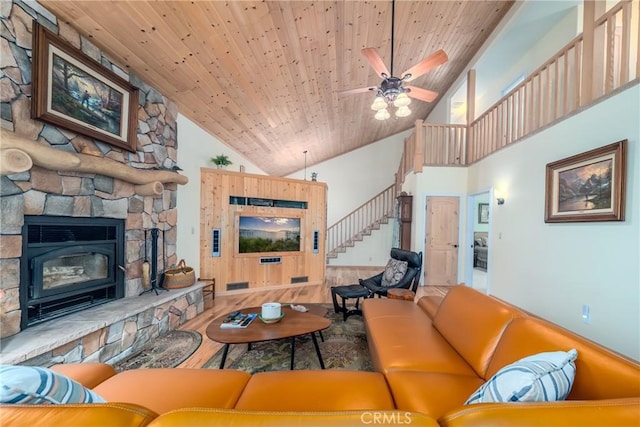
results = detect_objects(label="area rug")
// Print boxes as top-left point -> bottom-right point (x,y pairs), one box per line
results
202,306 -> 372,373
114,330 -> 202,372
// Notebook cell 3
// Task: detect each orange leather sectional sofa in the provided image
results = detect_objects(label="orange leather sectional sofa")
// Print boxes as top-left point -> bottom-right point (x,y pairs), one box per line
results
1,286 -> 638,426
363,285 -> 640,425
1,367 -> 436,426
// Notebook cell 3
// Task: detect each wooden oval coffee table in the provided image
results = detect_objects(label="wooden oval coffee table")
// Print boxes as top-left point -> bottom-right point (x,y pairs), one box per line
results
206,305 -> 331,370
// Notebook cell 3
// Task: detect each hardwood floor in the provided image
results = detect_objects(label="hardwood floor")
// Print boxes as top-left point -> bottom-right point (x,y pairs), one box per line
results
176,283 -> 454,368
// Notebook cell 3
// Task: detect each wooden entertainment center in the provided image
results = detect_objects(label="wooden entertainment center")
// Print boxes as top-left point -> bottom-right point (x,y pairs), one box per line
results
200,168 -> 327,292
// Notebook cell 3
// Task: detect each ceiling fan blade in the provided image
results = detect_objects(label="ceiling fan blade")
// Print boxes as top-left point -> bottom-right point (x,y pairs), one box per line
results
406,86 -> 439,103
401,49 -> 448,82
361,48 -> 390,78
339,86 -> 377,96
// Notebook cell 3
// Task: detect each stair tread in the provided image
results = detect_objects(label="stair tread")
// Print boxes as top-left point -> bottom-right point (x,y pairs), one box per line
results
326,186 -> 397,259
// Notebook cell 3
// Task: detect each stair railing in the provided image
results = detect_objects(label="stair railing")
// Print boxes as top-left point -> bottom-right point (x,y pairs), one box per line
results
326,184 -> 396,258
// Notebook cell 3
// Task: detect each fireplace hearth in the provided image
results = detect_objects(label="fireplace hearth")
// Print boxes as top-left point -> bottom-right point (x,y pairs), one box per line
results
20,216 -> 125,328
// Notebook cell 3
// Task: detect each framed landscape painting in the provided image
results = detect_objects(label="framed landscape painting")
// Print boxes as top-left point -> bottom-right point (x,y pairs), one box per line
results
31,22 -> 138,152
478,203 -> 489,224
545,140 -> 627,223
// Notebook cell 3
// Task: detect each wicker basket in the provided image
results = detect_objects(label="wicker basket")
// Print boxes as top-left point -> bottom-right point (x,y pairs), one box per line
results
163,259 -> 195,289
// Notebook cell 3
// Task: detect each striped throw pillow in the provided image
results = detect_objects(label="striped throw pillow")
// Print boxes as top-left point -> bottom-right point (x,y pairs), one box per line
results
0,365 -> 105,404
465,349 -> 578,404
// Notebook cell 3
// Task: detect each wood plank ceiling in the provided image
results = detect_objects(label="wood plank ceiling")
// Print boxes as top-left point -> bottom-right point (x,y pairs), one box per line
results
41,1 -> 514,176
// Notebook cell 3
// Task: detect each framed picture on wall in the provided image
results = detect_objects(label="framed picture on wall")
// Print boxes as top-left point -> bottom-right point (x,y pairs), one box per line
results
31,22 -> 138,152
478,203 -> 489,224
544,140 -> 627,223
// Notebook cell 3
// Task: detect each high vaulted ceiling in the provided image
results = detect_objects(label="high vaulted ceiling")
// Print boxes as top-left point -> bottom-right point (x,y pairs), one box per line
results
41,1 -> 514,176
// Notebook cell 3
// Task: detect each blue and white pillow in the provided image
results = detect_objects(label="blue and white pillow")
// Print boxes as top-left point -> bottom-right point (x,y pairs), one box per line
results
465,349 -> 578,404
0,365 -> 105,404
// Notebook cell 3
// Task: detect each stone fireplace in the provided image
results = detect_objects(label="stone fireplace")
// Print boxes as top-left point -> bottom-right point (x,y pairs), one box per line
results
0,1 -> 203,366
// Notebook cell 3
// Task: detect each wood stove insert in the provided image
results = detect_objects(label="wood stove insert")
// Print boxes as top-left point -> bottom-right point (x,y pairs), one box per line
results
20,216 -> 125,328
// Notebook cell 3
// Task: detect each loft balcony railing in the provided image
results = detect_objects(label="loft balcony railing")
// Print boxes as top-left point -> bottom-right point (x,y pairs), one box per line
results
397,0 -> 639,183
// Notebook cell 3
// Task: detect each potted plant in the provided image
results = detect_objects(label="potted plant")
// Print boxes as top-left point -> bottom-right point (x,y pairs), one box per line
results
211,154 -> 232,168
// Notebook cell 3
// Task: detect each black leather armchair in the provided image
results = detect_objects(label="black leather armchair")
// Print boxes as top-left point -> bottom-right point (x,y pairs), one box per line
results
359,248 -> 423,297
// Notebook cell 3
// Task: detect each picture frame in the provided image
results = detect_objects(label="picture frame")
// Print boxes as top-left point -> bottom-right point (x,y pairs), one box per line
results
544,140 -> 627,223
31,22 -> 138,152
478,203 -> 489,224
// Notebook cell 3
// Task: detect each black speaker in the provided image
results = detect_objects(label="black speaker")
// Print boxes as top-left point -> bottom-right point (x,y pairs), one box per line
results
313,230 -> 319,254
211,228 -> 221,257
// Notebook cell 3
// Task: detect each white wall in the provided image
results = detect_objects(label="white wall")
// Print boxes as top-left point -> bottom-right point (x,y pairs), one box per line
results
288,130 -> 408,266
176,114 -> 265,275
466,85 -> 640,360
288,130 -> 409,225
327,222 -> 395,266
427,1 -> 582,124
476,5 -> 580,113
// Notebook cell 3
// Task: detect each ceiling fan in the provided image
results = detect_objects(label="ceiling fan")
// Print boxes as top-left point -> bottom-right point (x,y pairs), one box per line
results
343,0 -> 448,120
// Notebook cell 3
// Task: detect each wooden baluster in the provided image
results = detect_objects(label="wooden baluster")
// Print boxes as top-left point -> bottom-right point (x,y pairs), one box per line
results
605,14 -> 616,93
563,48 -> 570,115
620,1 -> 631,83
574,38 -> 583,109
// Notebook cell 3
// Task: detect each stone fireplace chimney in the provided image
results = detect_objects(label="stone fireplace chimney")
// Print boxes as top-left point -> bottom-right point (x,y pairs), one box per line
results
0,2 -> 183,338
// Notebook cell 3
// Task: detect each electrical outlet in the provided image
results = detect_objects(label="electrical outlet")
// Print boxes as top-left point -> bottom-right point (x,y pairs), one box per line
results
582,304 -> 590,324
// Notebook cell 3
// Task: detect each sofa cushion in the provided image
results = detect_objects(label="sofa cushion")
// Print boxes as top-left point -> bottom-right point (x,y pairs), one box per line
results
465,349 -> 578,404
49,363 -> 117,389
0,365 -> 105,405
385,370 -> 484,419
93,368 -> 250,414
381,258 -> 408,287
440,398 -> 640,427
432,286 -> 523,378
0,402 -> 158,427
362,299 -> 476,376
147,408 -> 439,427
234,370 -> 394,411
486,317 -> 640,400
416,295 -> 443,319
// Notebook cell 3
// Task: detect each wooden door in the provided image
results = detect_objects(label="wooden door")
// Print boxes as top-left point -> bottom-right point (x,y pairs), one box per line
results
425,196 -> 459,285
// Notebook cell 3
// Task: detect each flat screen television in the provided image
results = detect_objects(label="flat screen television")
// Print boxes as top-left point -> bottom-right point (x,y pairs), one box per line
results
238,216 -> 301,253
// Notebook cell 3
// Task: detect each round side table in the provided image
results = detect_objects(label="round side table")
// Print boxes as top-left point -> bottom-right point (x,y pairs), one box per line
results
387,288 -> 415,301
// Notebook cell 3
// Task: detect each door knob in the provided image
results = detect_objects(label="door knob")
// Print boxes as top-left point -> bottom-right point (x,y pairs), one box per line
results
453,244 -> 458,248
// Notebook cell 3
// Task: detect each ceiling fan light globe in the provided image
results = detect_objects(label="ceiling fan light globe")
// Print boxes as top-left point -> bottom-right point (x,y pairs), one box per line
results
374,108 -> 390,120
395,105 -> 411,118
371,96 -> 388,111
393,92 -> 411,107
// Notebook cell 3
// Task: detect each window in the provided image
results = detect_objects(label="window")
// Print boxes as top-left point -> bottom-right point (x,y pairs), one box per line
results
501,73 -> 526,97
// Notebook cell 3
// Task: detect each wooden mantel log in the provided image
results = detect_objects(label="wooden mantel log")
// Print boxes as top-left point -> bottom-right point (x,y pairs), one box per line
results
135,181 -> 164,196
0,148 -> 33,175
0,132 -> 188,185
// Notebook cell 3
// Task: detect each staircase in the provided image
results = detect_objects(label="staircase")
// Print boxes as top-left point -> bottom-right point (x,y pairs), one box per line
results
326,185 -> 396,260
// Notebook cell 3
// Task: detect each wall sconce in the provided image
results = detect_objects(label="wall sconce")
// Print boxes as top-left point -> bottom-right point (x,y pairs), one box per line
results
495,188 -> 506,205
496,197 -> 505,205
